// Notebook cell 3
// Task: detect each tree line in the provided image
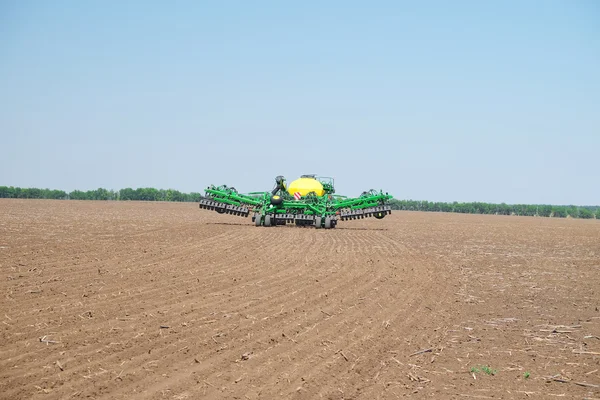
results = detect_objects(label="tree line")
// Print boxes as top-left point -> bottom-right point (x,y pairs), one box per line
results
0,186 -> 201,202
0,185 -> 598,219
387,199 -> 599,219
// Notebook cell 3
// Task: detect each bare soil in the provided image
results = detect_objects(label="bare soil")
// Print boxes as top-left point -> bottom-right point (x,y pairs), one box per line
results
1,199 -> 599,399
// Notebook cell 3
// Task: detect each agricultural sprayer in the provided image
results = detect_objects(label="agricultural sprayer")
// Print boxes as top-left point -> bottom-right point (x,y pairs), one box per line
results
198,175 -> 393,229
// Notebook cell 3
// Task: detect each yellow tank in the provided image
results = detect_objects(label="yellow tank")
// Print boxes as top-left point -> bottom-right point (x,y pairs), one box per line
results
287,176 -> 325,197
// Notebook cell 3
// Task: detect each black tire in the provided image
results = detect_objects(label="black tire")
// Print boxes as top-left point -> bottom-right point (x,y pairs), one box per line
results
264,214 -> 272,227
254,213 -> 261,227
270,195 -> 283,205
216,207 -> 226,214
324,216 -> 332,229
315,216 -> 322,229
374,212 -> 385,219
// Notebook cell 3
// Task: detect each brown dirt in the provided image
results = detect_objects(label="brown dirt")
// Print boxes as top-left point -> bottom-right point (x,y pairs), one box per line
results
0,199 -> 599,399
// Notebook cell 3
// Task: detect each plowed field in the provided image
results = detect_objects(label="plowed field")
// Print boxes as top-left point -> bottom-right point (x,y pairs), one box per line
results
1,200 -> 599,399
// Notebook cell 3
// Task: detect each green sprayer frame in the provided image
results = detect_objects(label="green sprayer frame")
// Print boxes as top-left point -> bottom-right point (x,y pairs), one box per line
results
198,176 -> 393,229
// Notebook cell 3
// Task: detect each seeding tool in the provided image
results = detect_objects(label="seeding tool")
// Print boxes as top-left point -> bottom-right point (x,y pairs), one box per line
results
198,175 -> 393,229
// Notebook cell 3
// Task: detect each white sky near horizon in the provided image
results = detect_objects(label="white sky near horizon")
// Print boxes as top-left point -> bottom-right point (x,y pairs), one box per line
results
1,1 -> 599,205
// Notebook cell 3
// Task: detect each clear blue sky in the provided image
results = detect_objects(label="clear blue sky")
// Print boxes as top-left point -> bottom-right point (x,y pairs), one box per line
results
1,1 -> 598,205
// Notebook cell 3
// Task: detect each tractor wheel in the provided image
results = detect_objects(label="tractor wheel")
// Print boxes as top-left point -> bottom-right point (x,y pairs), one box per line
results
270,195 -> 283,205
264,214 -> 272,227
216,207 -> 226,214
324,216 -> 332,229
315,216 -> 322,229
254,213 -> 261,227
374,212 -> 385,219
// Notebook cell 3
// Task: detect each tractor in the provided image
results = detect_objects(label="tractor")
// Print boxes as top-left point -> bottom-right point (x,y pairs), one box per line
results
198,175 -> 392,229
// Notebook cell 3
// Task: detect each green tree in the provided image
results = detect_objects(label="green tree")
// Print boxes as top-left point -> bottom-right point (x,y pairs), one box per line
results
24,188 -> 42,198
134,188 -> 146,200
69,190 -> 87,200
188,192 -> 202,202
171,190 -> 184,202
496,203 -> 510,215
538,205 -> 552,217
0,186 -> 15,198
579,208 -> 593,219
95,188 -> 110,200
119,188 -> 135,200
567,206 -> 579,218
48,189 -> 67,199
